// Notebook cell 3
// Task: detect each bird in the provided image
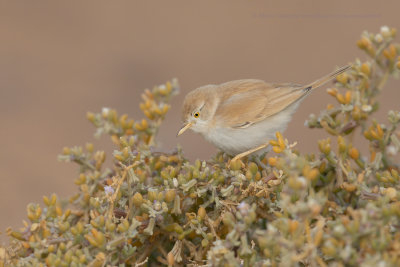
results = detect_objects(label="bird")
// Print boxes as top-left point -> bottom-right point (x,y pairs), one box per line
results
177,65 -> 351,160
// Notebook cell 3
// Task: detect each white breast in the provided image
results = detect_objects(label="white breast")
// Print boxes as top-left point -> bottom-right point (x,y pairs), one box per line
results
202,103 -> 300,155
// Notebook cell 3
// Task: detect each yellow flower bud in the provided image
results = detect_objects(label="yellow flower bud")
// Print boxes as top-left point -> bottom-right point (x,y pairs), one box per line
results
370,129 -> 379,140
336,73 -> 348,85
383,49 -> 391,59
50,194 -> 57,205
165,189 -> 176,203
162,105 -> 170,114
106,221 -> 116,232
122,147 -> 130,159
268,157 -> 277,166
114,154 -> 124,162
376,124 -> 384,139
229,159 -> 243,170
134,122 -> 143,131
125,128 -> 134,135
86,112 -> 95,122
308,169 -> 319,181
157,192 -> 164,201
132,192 -> 143,206
148,190 -> 158,202
110,135 -> 119,146
384,44 -> 397,60
154,161 -> 163,170
144,89 -> 154,99
48,244 -> 55,253
344,91 -> 352,104
370,150 -> 376,162
341,182 -> 357,192
166,81 -> 173,91
275,132 -> 285,149
245,170 -> 253,180
336,93 -> 346,104
349,147 -> 359,159
269,140 -> 279,146
143,110 -> 154,120
319,161 -> 326,173
248,162 -> 258,175
272,146 -> 283,153
141,119 -> 148,129
197,207 -> 206,220
318,138 -> 331,154
153,107 -> 163,116
352,106 -> 361,121
337,136 -> 347,153
159,84 -> 172,96
385,187 -> 397,201
43,196 -> 50,206
326,88 -> 338,97
363,130 -> 372,140
357,37 -> 370,49
85,143 -> 94,153
360,62 -> 371,77
56,205 -> 63,216
62,147 -> 70,155
389,44 -> 397,59
326,104 -> 334,110
119,113 -> 128,123
303,165 -> 319,181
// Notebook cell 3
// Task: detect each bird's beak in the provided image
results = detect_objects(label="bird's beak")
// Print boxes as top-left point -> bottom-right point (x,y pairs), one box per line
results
177,122 -> 193,136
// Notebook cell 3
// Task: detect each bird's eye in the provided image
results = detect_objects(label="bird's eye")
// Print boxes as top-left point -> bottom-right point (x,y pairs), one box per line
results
194,112 -> 200,118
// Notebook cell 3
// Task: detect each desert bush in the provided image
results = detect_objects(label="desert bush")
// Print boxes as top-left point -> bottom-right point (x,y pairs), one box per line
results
1,26 -> 400,267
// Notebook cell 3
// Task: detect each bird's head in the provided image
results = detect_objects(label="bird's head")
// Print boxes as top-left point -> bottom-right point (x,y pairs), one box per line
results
178,85 -> 218,136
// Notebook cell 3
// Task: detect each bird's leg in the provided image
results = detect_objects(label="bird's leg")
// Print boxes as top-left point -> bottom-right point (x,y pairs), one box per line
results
231,143 -> 270,162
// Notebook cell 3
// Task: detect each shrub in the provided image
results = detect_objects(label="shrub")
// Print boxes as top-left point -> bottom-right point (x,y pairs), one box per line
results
1,26 -> 400,267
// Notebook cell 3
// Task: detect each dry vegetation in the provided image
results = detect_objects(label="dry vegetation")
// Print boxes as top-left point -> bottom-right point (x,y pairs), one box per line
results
1,26 -> 400,267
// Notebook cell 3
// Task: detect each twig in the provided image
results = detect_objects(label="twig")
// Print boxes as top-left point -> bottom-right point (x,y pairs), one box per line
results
206,215 -> 219,240
135,257 -> 148,267
107,162 -> 140,219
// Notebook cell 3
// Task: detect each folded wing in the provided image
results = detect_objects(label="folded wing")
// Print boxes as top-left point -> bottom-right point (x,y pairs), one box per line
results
214,65 -> 350,128
215,79 -> 305,128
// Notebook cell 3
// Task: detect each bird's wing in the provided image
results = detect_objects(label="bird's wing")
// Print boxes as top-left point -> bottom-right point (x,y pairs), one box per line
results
214,66 -> 350,128
215,79 -> 305,129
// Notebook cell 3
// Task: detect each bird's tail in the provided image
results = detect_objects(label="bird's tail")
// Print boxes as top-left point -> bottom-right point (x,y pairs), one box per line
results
302,65 -> 351,92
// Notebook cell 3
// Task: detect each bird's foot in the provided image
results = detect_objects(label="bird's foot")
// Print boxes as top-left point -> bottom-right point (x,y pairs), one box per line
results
231,143 -> 270,162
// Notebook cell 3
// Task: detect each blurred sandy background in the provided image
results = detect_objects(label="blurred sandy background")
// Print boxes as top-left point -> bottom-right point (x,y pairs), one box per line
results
0,1 -> 399,242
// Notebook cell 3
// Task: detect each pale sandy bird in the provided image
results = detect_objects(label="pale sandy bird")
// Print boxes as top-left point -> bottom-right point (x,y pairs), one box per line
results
178,65 -> 350,160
